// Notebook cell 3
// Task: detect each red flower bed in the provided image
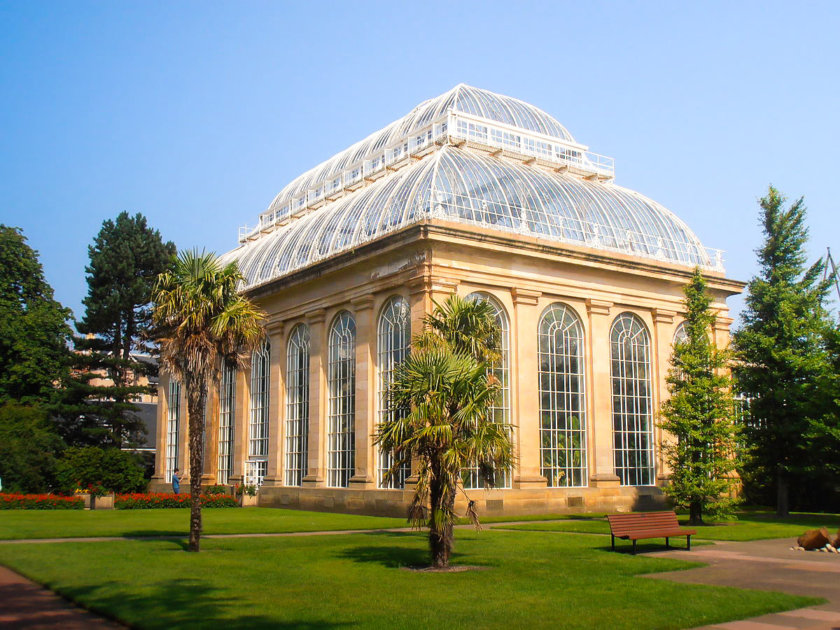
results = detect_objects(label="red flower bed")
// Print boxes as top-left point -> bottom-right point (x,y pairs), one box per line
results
0,493 -> 84,510
114,493 -> 239,509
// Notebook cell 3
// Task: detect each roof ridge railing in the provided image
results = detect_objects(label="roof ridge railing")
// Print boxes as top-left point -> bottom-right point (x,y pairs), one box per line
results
240,112 -> 617,243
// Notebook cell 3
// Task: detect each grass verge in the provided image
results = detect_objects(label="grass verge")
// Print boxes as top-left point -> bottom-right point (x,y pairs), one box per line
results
497,510 -> 840,541
0,507 -> 406,540
0,529 -> 819,629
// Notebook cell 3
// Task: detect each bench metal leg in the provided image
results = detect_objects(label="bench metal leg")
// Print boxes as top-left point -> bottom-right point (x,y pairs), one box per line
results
665,537 -> 670,549
632,540 -> 637,555
687,535 -> 691,551
611,534 -> 615,551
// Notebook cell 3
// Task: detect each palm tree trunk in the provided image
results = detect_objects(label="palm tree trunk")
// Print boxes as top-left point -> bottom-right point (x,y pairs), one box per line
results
429,477 -> 457,569
186,377 -> 207,552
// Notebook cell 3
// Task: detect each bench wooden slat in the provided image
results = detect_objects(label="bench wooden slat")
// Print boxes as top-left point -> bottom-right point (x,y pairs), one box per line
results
607,511 -> 695,554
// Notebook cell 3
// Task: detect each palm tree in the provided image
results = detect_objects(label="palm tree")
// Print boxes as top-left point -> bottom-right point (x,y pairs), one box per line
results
152,250 -> 264,552
375,295 -> 514,568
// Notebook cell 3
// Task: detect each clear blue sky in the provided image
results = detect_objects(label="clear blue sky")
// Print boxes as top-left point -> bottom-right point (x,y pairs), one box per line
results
2,1 -> 838,322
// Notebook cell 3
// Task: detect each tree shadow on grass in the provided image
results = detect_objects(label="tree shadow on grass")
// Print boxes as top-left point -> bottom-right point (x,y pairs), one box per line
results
337,531 -> 468,569
55,577 -> 352,629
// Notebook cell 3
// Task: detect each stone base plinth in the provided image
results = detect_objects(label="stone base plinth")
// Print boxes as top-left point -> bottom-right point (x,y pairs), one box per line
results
256,485 -> 667,517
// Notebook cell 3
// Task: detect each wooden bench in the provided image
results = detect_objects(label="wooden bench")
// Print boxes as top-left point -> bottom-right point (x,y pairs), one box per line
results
607,511 -> 696,555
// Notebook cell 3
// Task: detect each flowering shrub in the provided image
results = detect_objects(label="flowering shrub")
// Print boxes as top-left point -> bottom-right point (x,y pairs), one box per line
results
0,493 -> 84,510
203,484 -> 228,496
234,483 -> 257,498
115,493 -> 239,509
74,482 -> 106,497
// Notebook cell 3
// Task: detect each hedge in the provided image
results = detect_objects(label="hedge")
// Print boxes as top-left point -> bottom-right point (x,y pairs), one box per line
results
115,493 -> 239,509
0,493 -> 84,510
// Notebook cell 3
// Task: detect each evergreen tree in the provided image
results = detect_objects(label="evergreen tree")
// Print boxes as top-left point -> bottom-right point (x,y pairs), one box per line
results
0,402 -> 65,493
0,226 -> 73,404
805,317 -> 840,505
733,187 -> 832,516
57,212 -> 175,447
660,268 -> 739,525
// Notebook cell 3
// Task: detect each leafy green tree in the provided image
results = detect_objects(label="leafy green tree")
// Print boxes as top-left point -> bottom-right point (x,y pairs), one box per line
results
0,403 -> 65,493
734,187 -> 833,516
57,212 -> 175,447
375,296 -> 513,568
660,269 -> 739,525
0,226 -> 73,404
153,251 -> 264,552
55,446 -> 146,494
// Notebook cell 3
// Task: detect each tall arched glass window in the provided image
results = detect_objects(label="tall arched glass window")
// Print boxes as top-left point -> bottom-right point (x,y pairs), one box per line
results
538,303 -> 587,487
285,324 -> 310,486
377,296 -> 411,489
610,313 -> 655,486
247,340 -> 270,486
464,292 -> 511,489
217,363 -> 236,485
673,322 -> 688,345
166,379 -> 181,483
328,311 -> 356,488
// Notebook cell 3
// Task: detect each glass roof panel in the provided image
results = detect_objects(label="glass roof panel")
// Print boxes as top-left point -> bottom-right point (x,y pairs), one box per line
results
228,146 -> 716,290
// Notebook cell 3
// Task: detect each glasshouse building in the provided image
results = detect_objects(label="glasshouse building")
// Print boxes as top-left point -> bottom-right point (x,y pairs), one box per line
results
152,84 -> 743,515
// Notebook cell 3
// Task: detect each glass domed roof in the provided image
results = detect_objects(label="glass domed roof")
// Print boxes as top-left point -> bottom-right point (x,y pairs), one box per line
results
227,145 -> 719,289
262,84 -> 578,221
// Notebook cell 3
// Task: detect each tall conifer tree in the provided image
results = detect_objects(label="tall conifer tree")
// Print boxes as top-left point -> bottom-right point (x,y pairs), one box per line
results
661,268 -> 739,524
57,212 -> 175,447
734,187 -> 831,516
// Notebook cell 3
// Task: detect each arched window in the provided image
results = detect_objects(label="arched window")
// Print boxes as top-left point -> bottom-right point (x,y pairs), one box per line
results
217,363 -> 236,485
538,303 -> 587,487
285,325 -> 310,486
247,340 -> 270,486
673,322 -> 688,345
610,313 -> 655,486
464,292 -> 511,489
377,296 -> 411,488
328,311 -> 356,488
166,379 -> 181,483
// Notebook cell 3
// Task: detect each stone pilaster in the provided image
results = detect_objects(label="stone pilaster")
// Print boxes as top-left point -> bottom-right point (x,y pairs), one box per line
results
228,361 -> 250,485
511,287 -> 545,488
202,376 -> 219,484
302,309 -> 327,487
586,298 -> 619,488
152,375 -> 169,483
652,308 -> 676,481
262,319 -> 286,487
350,295 -> 377,488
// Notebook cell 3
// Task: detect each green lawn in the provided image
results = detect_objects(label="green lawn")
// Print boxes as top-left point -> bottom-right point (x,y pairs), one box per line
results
498,511 -> 840,541
0,507 -> 406,540
0,529 -> 818,629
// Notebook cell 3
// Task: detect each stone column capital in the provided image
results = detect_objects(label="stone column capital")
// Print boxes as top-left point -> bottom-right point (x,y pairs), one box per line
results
431,278 -> 459,295
511,287 -> 541,306
652,308 -> 677,325
585,298 -> 613,316
407,275 -> 431,296
713,315 -> 734,332
350,294 -> 375,312
266,317 -> 285,336
305,308 -> 327,325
